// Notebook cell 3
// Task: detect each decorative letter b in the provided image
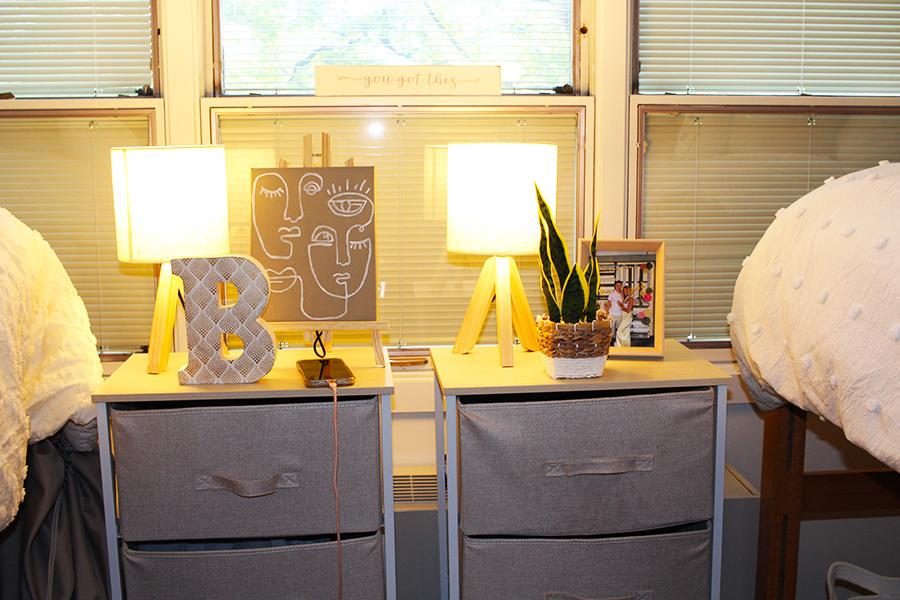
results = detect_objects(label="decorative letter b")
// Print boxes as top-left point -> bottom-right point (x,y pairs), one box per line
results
172,256 -> 276,384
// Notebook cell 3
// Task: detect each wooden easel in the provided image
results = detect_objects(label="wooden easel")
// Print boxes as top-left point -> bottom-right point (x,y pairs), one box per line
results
272,132 -> 388,367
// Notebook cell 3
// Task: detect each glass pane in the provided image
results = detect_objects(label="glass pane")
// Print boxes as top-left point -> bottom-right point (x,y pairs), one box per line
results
643,112 -> 900,340
638,1 -> 900,97
0,115 -> 155,350
218,0 -> 574,95
217,110 -> 581,346
0,0 -> 153,98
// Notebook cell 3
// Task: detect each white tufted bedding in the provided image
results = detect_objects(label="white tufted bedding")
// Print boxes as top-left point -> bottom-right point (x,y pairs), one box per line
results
730,161 -> 900,471
0,207 -> 102,530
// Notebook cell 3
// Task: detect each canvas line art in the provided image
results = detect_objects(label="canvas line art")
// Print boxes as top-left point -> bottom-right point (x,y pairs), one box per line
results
250,167 -> 377,322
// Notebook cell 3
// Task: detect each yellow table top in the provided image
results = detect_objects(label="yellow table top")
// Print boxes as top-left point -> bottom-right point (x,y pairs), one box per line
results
93,346 -> 393,403
430,339 -> 730,396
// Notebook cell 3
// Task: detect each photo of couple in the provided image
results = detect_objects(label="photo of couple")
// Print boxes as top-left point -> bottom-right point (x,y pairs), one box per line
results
598,255 -> 656,348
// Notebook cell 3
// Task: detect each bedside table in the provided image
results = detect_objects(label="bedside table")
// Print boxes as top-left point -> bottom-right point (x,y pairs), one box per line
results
431,340 -> 729,600
94,347 -> 396,600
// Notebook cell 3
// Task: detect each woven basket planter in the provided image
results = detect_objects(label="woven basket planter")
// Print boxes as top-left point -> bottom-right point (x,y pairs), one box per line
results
536,315 -> 613,379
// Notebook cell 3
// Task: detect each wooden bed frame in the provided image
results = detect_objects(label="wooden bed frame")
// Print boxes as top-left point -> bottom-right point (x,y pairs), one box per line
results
756,403 -> 900,599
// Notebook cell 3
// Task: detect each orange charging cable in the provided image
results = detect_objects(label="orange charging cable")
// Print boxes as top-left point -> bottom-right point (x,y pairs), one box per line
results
328,378 -> 343,600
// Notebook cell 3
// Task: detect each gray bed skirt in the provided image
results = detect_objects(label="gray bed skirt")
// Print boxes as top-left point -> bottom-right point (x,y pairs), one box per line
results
0,420 -> 108,600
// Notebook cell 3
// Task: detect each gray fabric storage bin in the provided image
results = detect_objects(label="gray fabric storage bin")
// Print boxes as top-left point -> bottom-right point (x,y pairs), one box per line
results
458,388 -> 714,536
461,525 -> 711,600
111,398 -> 381,541
121,531 -> 385,600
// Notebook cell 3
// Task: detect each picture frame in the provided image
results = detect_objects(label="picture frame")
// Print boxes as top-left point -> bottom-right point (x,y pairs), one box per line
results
577,238 -> 665,359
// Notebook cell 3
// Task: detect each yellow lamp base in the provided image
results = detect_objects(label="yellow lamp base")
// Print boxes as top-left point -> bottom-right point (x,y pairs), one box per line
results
146,262 -> 182,374
452,256 -> 539,367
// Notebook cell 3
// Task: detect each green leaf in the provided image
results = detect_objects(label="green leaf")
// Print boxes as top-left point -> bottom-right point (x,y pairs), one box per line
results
560,264 -> 588,323
540,268 -> 561,322
584,215 -> 600,320
585,260 -> 597,321
537,216 -> 556,301
535,184 -> 570,290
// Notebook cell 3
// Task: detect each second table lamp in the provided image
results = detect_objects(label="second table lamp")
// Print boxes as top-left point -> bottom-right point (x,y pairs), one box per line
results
447,142 -> 558,367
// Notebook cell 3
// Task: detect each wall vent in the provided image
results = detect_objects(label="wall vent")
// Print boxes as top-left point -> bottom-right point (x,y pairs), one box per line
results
393,472 -> 438,504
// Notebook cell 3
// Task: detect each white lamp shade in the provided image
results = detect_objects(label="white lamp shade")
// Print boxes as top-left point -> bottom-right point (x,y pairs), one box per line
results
447,143 -> 557,255
111,145 -> 230,263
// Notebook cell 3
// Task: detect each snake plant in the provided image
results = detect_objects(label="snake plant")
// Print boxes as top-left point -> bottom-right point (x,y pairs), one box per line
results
537,184 -> 600,323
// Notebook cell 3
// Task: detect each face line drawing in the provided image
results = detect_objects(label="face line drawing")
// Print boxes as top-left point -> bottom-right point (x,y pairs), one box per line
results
328,191 -> 373,219
301,224 -> 348,318
307,223 -> 373,301
251,167 -> 377,322
307,224 -> 345,300
345,250 -> 372,298
266,265 -> 302,294
299,172 -> 324,200
252,171 -> 303,260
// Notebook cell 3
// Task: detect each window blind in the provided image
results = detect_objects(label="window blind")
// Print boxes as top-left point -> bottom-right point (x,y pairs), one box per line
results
641,111 -> 900,340
217,0 -> 574,95
0,0 -> 153,98
638,1 -> 900,96
217,111 -> 580,346
0,115 -> 155,350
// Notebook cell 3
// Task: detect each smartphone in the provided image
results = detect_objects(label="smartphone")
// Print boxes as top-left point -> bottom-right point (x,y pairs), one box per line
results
297,358 -> 356,387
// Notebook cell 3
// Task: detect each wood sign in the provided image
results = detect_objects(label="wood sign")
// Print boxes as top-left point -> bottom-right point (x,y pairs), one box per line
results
315,65 -> 501,96
251,167 -> 377,323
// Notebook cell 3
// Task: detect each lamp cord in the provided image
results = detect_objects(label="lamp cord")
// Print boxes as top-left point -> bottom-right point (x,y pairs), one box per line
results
314,330 -> 327,358
328,378 -> 343,600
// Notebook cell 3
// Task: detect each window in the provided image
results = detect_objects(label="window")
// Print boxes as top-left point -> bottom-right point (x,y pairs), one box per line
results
214,108 -> 583,346
216,0 -> 575,95
635,1 -> 900,341
0,113 -> 155,350
638,1 -> 900,96
0,0 -> 154,98
640,110 -> 900,340
1,1 -> 159,353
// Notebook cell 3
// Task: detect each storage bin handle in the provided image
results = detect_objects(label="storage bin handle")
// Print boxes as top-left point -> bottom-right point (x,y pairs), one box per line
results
545,592 -> 652,600
544,456 -> 654,477
195,472 -> 300,498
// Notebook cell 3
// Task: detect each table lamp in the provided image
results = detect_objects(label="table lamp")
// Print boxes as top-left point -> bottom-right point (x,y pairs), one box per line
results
111,145 -> 230,374
447,142 -> 558,367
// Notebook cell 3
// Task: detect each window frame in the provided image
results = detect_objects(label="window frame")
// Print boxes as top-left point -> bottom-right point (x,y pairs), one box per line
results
209,0 -> 587,97
0,0 -> 161,357
633,102 -> 900,346
629,95 -> 900,242
0,102 -> 164,138
631,99 -> 900,347
0,0 -> 160,99
201,95 -> 594,232
630,0 -> 900,99
635,102 -> 900,238
0,99 -> 165,355
150,0 -> 162,97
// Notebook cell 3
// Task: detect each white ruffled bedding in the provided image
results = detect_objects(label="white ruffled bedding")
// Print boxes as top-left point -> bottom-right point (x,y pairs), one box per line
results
0,207 -> 102,530
730,161 -> 900,471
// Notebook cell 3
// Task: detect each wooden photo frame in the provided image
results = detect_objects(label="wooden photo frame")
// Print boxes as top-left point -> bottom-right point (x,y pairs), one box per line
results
578,238 -> 665,359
